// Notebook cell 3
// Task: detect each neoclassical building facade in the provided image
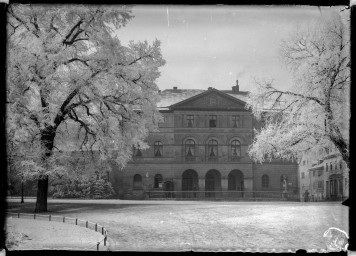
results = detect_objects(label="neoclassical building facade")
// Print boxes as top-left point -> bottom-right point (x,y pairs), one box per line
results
109,83 -> 299,200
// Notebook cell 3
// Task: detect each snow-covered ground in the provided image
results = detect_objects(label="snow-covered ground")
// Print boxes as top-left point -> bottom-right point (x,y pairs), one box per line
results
6,217 -> 106,250
7,199 -> 348,251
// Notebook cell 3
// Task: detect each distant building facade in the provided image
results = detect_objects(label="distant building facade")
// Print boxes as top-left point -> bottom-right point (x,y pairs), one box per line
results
109,81 -> 299,200
299,146 -> 349,201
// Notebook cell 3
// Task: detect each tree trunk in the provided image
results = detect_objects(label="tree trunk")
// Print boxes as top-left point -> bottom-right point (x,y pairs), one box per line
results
35,126 -> 56,212
35,175 -> 48,212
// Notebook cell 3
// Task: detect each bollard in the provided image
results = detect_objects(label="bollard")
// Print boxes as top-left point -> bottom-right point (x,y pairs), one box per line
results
95,223 -> 97,232
97,242 -> 100,251
86,221 -> 88,228
34,214 -> 36,220
104,235 -> 107,246
18,213 -> 20,218
49,215 -> 51,221
75,218 -> 77,225
63,216 -> 65,223
102,227 -> 104,235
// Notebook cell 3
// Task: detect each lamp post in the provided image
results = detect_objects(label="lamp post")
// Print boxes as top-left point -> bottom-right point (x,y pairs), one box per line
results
21,180 -> 24,203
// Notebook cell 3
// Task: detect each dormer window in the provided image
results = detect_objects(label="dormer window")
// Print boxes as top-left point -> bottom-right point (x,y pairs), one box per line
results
209,95 -> 217,106
209,115 -> 217,127
187,115 -> 194,127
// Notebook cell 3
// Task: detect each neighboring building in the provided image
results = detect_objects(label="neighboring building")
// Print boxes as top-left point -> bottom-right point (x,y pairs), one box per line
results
299,145 -> 349,201
109,81 -> 299,200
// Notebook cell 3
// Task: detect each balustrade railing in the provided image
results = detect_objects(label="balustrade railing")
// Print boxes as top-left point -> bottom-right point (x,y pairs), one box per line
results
146,190 -> 299,201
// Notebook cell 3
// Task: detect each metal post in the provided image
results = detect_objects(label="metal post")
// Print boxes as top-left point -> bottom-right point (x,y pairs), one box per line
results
18,213 -> 20,218
49,215 -> 51,221
21,182 -> 24,204
86,221 -> 88,228
97,242 -> 99,251
95,223 -> 97,231
34,214 -> 36,220
76,218 -> 77,225
63,216 -> 65,223
104,235 -> 107,246
102,227 -> 104,235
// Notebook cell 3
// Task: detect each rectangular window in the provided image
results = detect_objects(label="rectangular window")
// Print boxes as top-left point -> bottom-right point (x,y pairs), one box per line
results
318,181 -> 323,189
209,115 -> 217,127
301,172 -> 305,179
232,115 -> 240,128
303,160 -> 305,166
187,115 -> 194,127
318,170 -> 323,176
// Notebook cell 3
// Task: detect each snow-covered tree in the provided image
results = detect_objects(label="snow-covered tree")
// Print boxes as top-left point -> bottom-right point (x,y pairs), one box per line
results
246,11 -> 350,168
7,4 -> 165,212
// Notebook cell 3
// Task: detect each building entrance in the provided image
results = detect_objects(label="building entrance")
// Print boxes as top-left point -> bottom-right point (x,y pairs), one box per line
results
228,169 -> 244,197
205,169 -> 221,198
182,169 -> 198,198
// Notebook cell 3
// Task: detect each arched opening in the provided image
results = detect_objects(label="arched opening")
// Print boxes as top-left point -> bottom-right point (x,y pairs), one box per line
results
133,174 -> 142,190
164,181 -> 174,198
154,174 -> 163,189
205,169 -> 221,198
182,169 -> 199,198
228,169 -> 244,198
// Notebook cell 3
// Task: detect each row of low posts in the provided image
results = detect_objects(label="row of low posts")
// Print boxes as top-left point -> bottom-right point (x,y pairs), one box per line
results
9,212 -> 108,251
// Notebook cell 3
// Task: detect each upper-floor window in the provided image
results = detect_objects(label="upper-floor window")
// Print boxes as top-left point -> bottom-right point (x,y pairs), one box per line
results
209,115 -> 217,127
318,170 -> 323,176
133,174 -> 142,190
313,170 -> 316,177
158,115 -> 166,127
185,139 -> 195,158
232,115 -> 240,128
301,172 -> 305,179
326,163 -> 328,172
231,140 -> 241,158
303,160 -> 305,166
154,174 -> 163,188
262,175 -> 269,188
154,141 -> 163,157
187,115 -> 194,127
340,161 -> 343,169
335,161 -> 338,170
318,181 -> 323,189
330,163 -> 333,171
207,139 -> 218,160
134,146 -> 142,157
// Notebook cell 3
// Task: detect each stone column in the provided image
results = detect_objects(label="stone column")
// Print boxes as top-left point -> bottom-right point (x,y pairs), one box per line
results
243,178 -> 253,198
198,178 -> 205,191
221,178 -> 228,191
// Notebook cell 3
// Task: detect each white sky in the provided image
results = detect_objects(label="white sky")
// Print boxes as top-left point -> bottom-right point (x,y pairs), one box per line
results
115,5 -> 346,92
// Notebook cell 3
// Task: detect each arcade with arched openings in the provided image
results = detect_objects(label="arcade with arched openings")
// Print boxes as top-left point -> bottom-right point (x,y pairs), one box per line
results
182,169 -> 199,198
205,169 -> 222,198
228,169 -> 244,197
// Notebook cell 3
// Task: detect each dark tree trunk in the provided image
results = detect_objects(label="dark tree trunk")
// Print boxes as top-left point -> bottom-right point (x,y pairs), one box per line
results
21,182 -> 24,203
35,175 -> 48,212
35,126 -> 56,212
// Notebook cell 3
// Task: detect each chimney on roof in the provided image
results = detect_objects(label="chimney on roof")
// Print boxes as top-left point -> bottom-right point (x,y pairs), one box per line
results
173,86 -> 178,90
232,80 -> 239,93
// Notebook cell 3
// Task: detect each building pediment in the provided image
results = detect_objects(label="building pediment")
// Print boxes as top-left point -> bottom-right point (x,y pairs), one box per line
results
169,88 -> 247,111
